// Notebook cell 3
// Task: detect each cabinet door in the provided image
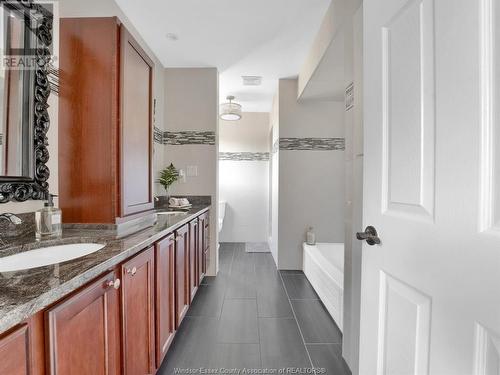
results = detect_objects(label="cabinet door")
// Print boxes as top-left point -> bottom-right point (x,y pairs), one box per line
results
175,224 -> 189,328
155,235 -> 175,368
119,25 -> 154,217
197,219 -> 205,282
121,247 -> 155,375
46,272 -> 121,375
199,212 -> 210,275
189,218 -> 199,301
0,324 -> 31,375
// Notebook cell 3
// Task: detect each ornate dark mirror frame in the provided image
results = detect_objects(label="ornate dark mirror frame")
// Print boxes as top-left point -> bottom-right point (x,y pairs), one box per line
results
0,0 -> 53,203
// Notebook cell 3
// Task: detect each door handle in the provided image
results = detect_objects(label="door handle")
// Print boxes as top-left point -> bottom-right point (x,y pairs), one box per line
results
356,226 -> 381,246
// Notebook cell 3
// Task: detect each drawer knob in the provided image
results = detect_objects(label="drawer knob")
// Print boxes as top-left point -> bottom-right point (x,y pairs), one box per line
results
105,278 -> 121,290
127,267 -> 137,276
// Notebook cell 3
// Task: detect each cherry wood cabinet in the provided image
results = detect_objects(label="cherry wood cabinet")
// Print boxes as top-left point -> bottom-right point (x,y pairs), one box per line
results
0,210 -> 210,374
189,218 -> 199,301
59,17 -> 154,224
175,224 -> 190,328
121,247 -> 155,375
155,235 -> 176,368
119,26 -> 154,217
199,212 -> 210,276
46,271 -> 121,375
0,324 -> 31,375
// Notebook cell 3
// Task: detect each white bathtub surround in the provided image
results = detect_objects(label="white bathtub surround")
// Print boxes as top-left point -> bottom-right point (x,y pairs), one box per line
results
219,112 -> 270,244
303,242 -> 344,331
269,79 -> 345,270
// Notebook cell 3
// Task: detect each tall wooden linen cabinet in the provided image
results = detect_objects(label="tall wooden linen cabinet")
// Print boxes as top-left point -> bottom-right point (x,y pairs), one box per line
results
59,17 -> 154,224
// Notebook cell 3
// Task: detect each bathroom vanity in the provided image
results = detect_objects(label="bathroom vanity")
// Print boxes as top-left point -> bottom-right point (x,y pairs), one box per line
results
0,206 -> 210,374
0,4 -> 215,374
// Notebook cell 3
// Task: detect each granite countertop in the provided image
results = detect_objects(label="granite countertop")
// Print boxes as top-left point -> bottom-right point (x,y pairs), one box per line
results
0,204 -> 210,334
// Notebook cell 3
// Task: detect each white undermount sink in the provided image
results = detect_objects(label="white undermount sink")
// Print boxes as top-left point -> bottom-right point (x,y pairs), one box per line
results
157,211 -> 188,216
0,243 -> 105,273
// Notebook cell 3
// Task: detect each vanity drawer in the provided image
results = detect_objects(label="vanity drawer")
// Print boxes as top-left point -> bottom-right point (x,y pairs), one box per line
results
0,324 -> 31,375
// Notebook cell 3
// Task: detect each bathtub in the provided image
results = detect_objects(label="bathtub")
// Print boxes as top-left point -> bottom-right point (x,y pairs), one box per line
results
303,242 -> 344,331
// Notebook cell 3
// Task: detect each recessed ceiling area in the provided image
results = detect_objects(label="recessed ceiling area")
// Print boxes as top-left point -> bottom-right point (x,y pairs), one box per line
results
298,28 -> 345,102
114,0 -> 331,112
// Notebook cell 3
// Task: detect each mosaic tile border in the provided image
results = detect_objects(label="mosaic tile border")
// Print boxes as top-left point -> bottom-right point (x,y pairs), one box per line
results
153,127 -> 163,144
219,152 -> 270,161
164,131 -> 215,145
279,137 -> 345,151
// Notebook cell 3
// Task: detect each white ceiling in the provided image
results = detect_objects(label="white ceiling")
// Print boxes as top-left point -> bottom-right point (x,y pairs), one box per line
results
115,0 -> 331,112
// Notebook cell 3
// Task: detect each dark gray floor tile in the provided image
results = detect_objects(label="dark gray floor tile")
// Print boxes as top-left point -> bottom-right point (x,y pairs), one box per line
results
254,253 -> 277,270
225,276 -> 257,299
161,242 -> 346,373
209,344 -> 261,369
291,300 -> 342,344
307,344 -> 351,375
187,284 -> 225,318
259,318 -> 312,369
279,270 -> 305,275
281,273 -> 319,299
255,268 -> 283,289
256,283 -> 293,318
231,250 -> 255,270
226,253 -> 257,299
158,317 -> 218,374
216,243 -> 236,275
217,299 -> 259,343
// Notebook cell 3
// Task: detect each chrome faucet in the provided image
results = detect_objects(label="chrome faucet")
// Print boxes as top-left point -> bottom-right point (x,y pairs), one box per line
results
0,213 -> 23,225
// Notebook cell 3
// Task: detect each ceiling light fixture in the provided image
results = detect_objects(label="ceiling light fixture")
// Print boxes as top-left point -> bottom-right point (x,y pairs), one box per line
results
166,33 -> 179,41
220,96 -> 242,121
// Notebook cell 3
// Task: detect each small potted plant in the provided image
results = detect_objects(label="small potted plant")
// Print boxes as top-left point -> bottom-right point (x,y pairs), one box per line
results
157,163 -> 179,200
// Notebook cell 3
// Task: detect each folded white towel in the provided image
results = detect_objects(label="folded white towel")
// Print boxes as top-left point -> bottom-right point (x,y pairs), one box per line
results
169,197 -> 191,207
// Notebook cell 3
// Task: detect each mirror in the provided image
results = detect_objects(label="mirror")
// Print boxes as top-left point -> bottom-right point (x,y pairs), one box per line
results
0,1 -> 52,203
0,4 -> 35,178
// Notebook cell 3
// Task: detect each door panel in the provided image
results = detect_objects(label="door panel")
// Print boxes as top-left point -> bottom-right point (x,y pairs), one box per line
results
155,235 -> 176,368
381,0 -> 435,219
474,323 -> 500,375
0,324 -> 30,375
120,25 -> 153,217
198,216 -> 205,282
479,0 -> 500,233
361,0 -> 498,374
175,224 -> 189,328
46,272 -> 121,375
377,273 -> 431,375
121,247 -> 155,375
189,219 -> 199,300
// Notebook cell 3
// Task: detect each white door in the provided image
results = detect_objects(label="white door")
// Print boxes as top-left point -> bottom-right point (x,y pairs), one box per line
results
359,0 -> 500,374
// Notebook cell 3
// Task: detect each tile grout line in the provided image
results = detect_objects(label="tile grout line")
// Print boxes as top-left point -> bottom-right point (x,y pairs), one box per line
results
278,271 -> 316,371
217,246 -> 236,321
253,251 -> 264,369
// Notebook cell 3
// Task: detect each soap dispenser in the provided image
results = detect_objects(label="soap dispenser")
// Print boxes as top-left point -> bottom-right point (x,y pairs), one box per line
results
35,194 -> 62,239
306,226 -> 316,245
